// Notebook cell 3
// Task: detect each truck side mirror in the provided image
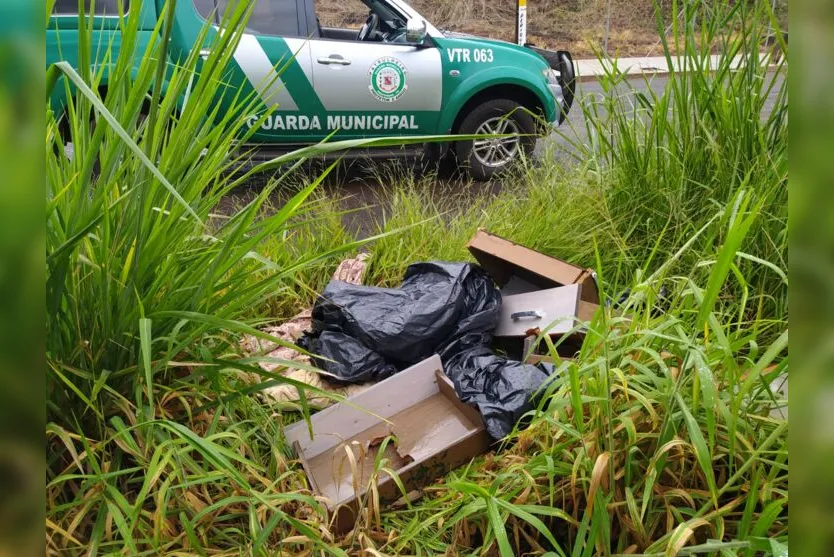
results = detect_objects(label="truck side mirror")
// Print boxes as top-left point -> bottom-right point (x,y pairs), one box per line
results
405,18 -> 427,45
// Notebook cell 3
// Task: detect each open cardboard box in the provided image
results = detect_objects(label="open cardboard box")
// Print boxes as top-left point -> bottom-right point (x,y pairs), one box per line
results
468,229 -> 600,357
468,229 -> 600,305
284,355 -> 491,534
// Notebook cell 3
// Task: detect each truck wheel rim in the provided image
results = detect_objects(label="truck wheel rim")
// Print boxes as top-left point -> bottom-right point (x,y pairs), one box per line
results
473,116 -> 521,168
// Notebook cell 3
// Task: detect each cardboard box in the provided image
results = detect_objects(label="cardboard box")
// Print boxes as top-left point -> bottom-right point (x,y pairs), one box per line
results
467,229 -> 600,304
525,353 -> 572,365
284,355 -> 490,533
468,229 -> 601,360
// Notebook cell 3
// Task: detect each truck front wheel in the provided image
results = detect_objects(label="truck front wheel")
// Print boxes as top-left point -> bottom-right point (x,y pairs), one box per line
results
455,99 -> 538,181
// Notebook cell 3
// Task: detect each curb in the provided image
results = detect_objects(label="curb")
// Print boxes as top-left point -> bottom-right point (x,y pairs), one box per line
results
572,54 -> 783,83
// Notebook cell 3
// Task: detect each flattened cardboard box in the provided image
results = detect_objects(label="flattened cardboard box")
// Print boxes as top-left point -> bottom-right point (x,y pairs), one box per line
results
284,355 -> 490,534
467,229 -> 600,304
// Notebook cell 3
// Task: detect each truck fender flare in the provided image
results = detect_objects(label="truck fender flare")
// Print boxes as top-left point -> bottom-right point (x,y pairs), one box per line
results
438,68 -> 553,134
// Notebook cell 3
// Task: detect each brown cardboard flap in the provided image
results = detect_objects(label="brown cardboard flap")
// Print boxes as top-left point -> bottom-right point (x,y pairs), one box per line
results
578,301 -> 599,322
286,356 -> 490,534
467,229 -> 599,304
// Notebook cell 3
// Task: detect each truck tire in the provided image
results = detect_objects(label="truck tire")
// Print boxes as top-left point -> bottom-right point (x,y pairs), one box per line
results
418,141 -> 456,177
455,99 -> 538,181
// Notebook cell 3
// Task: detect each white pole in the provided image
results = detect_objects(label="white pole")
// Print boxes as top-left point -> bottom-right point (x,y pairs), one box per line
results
516,0 -> 527,45
604,0 -> 611,54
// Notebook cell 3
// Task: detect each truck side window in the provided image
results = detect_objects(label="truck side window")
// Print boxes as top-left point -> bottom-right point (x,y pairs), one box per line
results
315,0 -> 368,30
52,0 -> 130,15
314,0 -> 407,42
192,0 -> 301,37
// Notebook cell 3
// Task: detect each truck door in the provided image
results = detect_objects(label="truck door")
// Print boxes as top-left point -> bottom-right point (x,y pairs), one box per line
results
162,0 -> 325,143
305,0 -> 443,140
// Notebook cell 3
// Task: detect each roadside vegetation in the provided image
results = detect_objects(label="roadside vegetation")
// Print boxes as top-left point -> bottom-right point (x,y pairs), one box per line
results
318,0 -> 789,58
46,0 -> 787,554
319,0 -> 673,57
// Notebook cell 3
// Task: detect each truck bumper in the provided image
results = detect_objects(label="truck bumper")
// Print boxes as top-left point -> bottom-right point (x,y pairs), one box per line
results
525,46 -> 576,124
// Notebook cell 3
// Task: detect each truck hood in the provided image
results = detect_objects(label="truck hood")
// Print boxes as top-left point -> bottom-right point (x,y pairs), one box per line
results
439,30 -> 516,47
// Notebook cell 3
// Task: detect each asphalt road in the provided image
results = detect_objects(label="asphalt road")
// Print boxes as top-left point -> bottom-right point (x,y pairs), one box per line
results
222,72 -> 784,235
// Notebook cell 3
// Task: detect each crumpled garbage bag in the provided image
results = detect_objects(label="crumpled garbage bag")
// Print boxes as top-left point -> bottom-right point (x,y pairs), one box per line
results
444,347 -> 554,439
299,261 -> 558,439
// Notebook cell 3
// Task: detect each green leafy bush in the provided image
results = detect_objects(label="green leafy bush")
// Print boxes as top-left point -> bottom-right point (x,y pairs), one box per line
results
46,3 -> 362,552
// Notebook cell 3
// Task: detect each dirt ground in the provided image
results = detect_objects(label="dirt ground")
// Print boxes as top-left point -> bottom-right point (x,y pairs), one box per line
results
317,0 -> 675,58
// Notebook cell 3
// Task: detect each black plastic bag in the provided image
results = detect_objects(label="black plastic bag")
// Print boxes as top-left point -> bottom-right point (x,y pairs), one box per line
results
444,347 -> 555,439
300,262 -> 498,376
300,261 -> 559,439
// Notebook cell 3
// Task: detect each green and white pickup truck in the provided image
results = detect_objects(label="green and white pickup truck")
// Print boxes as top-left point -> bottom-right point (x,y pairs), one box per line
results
47,0 -> 575,180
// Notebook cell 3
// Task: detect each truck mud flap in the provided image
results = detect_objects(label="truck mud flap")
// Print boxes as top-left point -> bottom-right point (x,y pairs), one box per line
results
525,45 -> 576,123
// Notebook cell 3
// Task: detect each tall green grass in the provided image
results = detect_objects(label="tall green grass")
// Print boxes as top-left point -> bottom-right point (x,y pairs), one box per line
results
46,2 -> 408,552
46,0 -> 787,554
45,3 -> 346,551
567,0 -> 788,319
367,0 -> 787,329
374,188 -> 788,556
359,2 -> 788,553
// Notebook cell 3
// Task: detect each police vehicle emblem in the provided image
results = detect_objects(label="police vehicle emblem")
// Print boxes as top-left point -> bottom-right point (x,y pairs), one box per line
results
368,57 -> 408,103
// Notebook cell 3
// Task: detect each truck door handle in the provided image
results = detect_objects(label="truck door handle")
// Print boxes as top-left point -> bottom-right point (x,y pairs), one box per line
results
317,56 -> 351,66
